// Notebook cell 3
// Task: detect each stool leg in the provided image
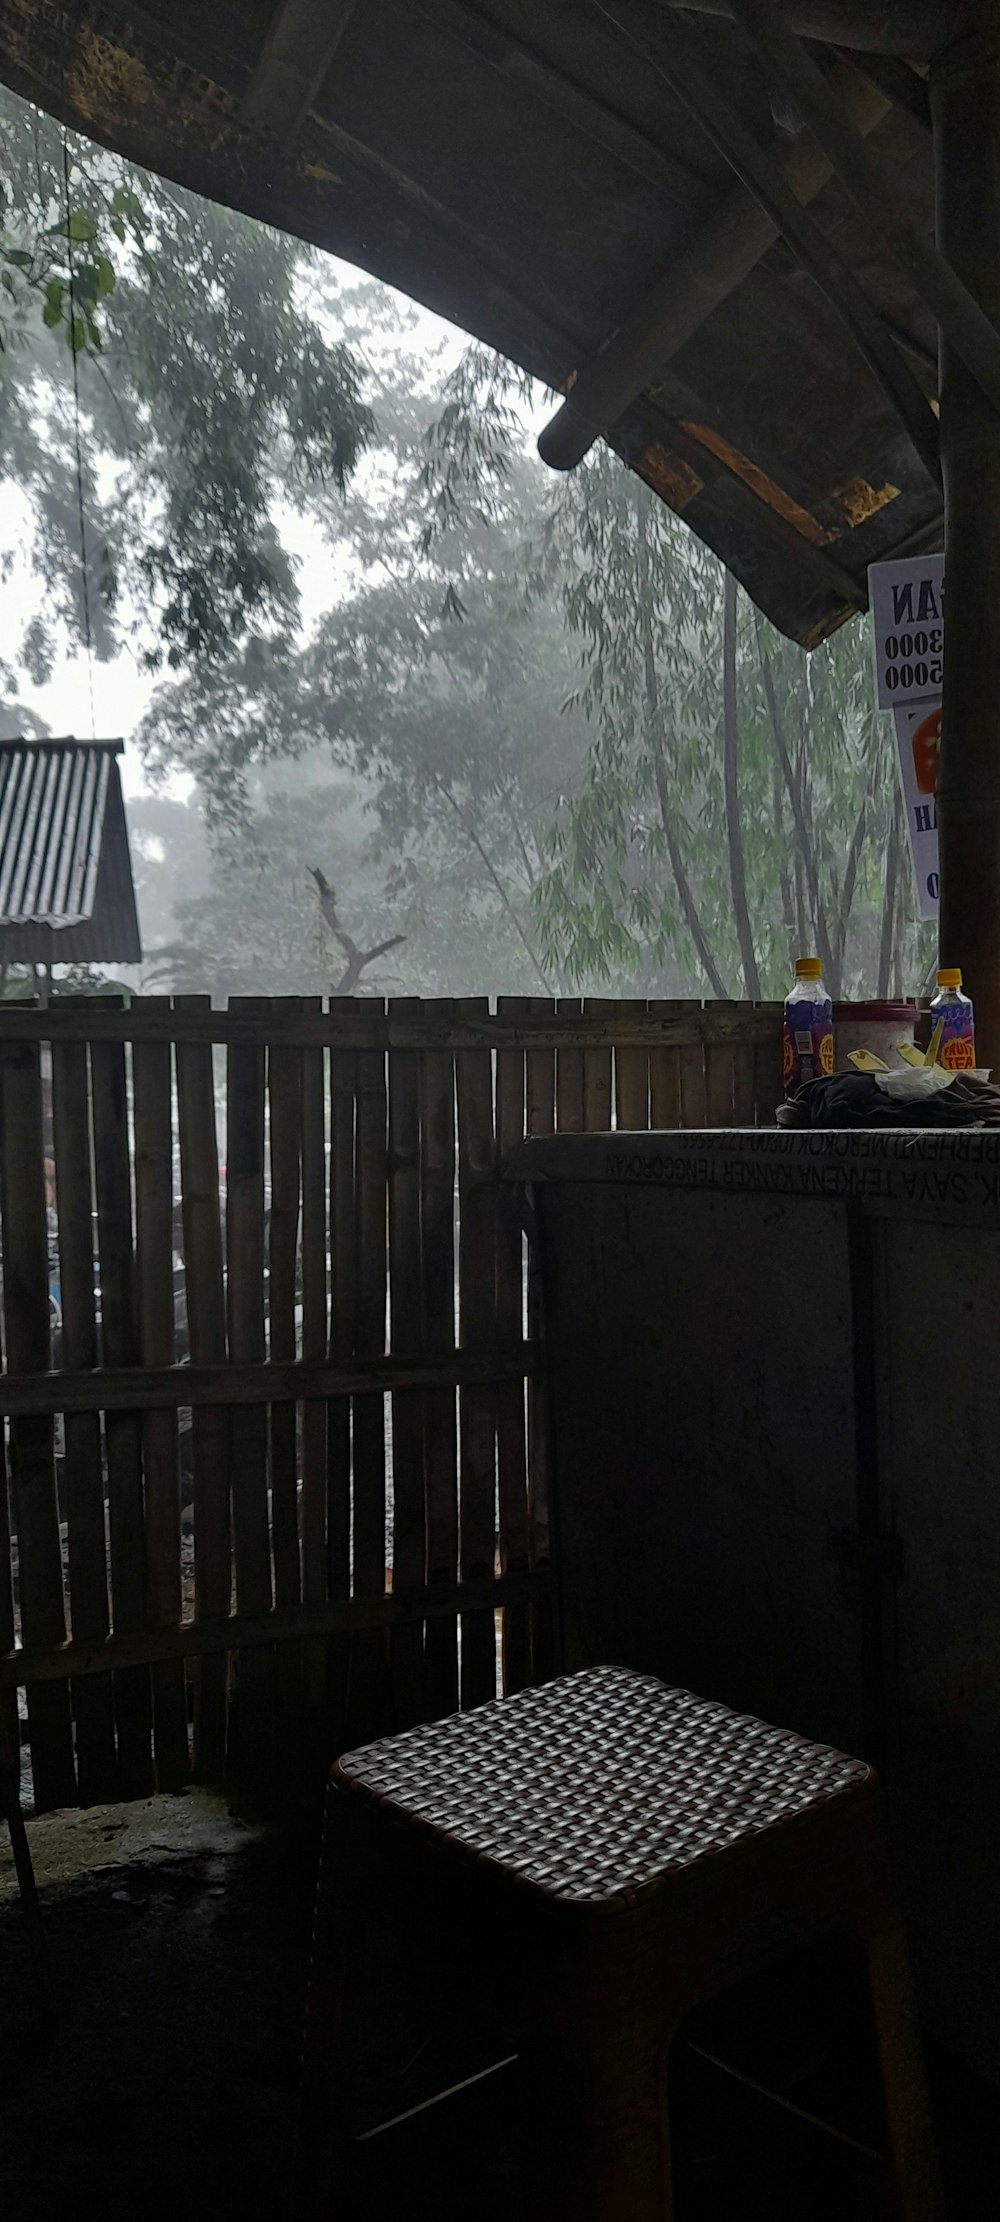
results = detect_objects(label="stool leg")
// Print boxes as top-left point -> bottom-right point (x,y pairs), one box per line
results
516,1929 -> 676,2222
861,1907 -> 943,2221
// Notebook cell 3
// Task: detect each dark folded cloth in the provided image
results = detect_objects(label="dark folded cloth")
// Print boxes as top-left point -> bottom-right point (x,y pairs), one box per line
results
776,1073 -> 1000,1127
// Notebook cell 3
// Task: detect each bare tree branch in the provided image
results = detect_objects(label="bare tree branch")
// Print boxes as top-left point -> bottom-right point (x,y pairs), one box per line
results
309,865 -> 407,993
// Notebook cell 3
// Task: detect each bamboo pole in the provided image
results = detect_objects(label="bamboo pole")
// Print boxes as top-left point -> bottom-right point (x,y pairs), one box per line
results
730,0 -> 1000,420
50,1027 -> 117,1801
387,999 -> 427,1727
133,1013 -> 190,1789
930,22 -> 1000,1065
538,57 -> 890,470
455,998 -> 499,1708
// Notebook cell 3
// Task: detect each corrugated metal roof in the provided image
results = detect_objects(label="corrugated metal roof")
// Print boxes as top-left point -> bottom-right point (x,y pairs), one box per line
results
0,741 -> 110,925
0,740 -> 142,964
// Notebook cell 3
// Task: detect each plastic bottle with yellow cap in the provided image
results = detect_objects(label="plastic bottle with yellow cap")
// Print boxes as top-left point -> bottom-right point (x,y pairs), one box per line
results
928,968 -> 975,1071
783,957 -> 833,1096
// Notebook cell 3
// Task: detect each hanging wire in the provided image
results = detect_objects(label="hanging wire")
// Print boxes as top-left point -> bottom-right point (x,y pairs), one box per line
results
62,127 -> 96,737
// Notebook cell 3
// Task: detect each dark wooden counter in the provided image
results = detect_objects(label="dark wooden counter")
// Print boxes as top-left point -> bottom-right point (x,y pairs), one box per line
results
505,1127 -> 1000,2080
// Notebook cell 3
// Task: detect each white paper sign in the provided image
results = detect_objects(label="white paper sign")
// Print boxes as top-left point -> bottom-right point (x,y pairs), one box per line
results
869,553 -> 944,710
892,699 -> 940,921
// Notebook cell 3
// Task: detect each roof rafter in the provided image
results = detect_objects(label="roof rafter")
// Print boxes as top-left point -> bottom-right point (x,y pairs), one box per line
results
632,414 -> 869,610
840,48 -> 932,131
538,54 -> 891,471
542,30 -> 940,487
729,0 -> 1000,418
416,0 -> 714,213
241,0 -> 360,145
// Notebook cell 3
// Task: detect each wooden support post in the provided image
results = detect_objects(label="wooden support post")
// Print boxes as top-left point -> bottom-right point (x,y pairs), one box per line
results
930,23 -> 1000,1065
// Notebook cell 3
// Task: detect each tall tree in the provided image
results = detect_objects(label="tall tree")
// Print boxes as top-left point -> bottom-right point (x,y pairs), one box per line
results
418,349 -> 934,1000
0,85 -> 373,680
134,300 -> 595,993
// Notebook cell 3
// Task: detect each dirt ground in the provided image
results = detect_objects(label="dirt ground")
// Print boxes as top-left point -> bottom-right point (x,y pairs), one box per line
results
0,1790 -> 314,2222
1,1788 -> 997,2220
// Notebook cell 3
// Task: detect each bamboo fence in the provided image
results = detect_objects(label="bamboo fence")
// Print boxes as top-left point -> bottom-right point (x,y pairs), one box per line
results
0,993 -> 784,1808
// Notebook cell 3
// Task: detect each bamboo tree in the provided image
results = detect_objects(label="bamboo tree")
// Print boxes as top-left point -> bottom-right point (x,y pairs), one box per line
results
723,572 -> 760,996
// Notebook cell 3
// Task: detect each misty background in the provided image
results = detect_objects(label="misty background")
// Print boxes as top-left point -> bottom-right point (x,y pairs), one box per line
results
0,85 -> 935,1005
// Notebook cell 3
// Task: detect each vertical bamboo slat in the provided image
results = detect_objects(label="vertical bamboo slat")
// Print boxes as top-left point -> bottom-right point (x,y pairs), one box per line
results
51,1027 -> 116,1801
0,1427 -> 16,1790
350,1017 -> 389,1742
704,1004 -> 740,1127
732,1027 -> 759,1125
582,997 -> 613,1132
615,999 -> 650,1130
455,998 -> 498,1708
227,999 -> 274,1784
648,1001 -> 685,1128
387,1001 -> 425,1728
268,1022 -> 301,1611
0,1033 -> 75,1808
326,1000 -> 356,1752
91,1027 -> 155,1796
679,1006 -> 709,1126
753,1005 -> 785,1127
175,999 -> 230,1776
556,996 -> 585,1132
495,998 -> 531,1696
267,1011 -> 302,1777
420,1002 -> 459,1718
133,1006 -> 189,1789
299,1001 -> 328,1759
524,999 -> 557,1684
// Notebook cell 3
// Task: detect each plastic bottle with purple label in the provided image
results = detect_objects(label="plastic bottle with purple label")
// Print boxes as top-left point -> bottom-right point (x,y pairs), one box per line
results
783,957 -> 833,1096
929,968 -> 975,1070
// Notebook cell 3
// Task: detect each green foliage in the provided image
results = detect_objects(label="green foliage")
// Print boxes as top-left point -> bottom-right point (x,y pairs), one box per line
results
140,776 -> 556,1001
133,290 -> 590,993
418,350 -> 934,1001
0,158 -> 145,357
0,87 -> 373,672
0,960 -> 118,999
0,82 -> 933,1007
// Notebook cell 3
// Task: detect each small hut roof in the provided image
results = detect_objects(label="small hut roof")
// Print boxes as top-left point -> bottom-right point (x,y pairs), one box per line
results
0,739 -> 141,964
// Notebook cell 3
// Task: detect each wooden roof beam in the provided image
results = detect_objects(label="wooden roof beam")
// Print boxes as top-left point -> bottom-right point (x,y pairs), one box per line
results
416,0 -> 714,213
840,50 -> 932,132
650,1 -> 962,58
539,56 -> 891,472
540,47 -> 940,488
241,0 -> 359,146
730,0 -> 1000,417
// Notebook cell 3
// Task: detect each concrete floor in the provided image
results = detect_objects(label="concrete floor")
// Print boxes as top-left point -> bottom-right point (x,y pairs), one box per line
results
1,1789 -> 997,2220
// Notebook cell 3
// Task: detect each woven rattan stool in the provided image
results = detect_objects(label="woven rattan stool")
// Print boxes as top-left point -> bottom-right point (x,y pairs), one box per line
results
298,1666 -> 939,2218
